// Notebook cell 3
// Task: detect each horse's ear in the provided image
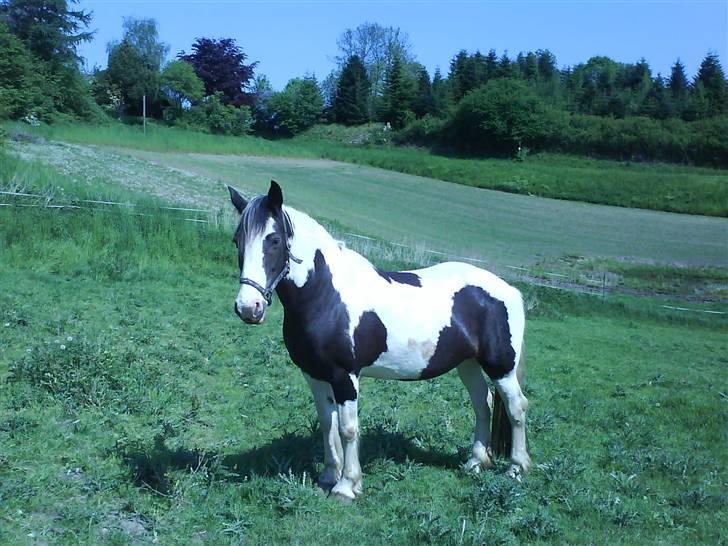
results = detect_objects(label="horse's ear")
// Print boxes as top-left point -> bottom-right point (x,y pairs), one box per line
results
227,185 -> 247,214
267,180 -> 283,211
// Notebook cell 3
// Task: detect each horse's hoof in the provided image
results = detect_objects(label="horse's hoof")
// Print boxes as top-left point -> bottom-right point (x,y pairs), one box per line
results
330,481 -> 357,502
463,455 -> 494,473
331,490 -> 355,503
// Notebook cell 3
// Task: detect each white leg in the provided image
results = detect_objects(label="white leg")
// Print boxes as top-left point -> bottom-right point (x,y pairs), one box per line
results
304,373 -> 343,490
457,360 -> 494,472
494,372 -> 531,479
331,374 -> 362,501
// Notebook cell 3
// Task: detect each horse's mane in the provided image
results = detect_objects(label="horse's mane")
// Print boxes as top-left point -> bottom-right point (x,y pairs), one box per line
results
234,195 -> 295,244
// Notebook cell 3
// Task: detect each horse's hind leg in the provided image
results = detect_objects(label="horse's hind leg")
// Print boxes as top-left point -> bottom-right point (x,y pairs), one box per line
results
304,373 -> 343,491
457,359 -> 495,472
493,371 -> 531,478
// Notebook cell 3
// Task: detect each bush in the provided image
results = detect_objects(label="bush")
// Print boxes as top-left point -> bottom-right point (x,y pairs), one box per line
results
393,114 -> 446,146
449,79 -> 559,155
175,92 -> 253,135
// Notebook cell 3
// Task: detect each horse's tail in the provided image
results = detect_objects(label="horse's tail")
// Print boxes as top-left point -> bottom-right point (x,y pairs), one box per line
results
491,342 -> 526,458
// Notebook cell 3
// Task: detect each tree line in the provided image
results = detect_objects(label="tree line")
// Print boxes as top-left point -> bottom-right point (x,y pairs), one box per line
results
1,1 -> 727,166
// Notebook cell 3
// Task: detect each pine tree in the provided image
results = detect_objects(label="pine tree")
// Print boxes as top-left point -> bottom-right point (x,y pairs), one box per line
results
668,59 -> 689,117
412,66 -> 434,118
431,67 -> 449,115
484,49 -> 498,81
497,52 -> 513,79
694,52 -> 727,116
378,55 -> 413,128
333,55 -> 370,125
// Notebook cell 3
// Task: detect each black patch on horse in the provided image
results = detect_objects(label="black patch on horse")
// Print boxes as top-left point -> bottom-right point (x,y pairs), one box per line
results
277,250 -> 388,404
353,311 -> 388,367
376,268 -> 422,287
421,286 -> 515,381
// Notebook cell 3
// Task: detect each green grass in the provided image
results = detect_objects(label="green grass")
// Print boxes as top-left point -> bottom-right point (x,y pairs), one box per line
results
1,162 -> 727,544
10,120 -> 728,217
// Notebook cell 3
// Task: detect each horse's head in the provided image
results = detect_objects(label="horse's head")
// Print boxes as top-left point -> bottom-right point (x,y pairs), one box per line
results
228,180 -> 294,325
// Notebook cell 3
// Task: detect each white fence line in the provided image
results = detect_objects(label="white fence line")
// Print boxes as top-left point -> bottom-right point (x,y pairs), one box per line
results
3,191 -> 726,315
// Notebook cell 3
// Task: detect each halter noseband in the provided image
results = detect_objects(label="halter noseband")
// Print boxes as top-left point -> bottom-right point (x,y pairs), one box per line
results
239,215 -> 302,306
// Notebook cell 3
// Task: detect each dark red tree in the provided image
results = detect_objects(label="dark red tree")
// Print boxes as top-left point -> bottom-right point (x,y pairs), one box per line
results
179,37 -> 258,107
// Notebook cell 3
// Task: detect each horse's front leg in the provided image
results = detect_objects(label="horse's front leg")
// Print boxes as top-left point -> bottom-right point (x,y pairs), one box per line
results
304,373 -> 343,491
330,373 -> 362,502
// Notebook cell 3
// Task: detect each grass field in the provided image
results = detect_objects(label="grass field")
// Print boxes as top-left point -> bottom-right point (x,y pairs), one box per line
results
8,139 -> 728,273
1,147 -> 727,544
1,194 -> 726,545
9,121 -> 728,217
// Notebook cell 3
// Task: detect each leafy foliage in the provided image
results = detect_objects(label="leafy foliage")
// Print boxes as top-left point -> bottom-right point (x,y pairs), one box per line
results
161,60 -> 204,113
450,78 -> 557,154
267,76 -> 323,135
179,37 -> 257,107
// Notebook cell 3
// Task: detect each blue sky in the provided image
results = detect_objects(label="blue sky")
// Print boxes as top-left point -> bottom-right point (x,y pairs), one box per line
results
77,1 -> 728,90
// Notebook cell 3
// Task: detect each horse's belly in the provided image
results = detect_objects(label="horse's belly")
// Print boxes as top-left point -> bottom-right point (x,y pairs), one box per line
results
360,337 -> 435,380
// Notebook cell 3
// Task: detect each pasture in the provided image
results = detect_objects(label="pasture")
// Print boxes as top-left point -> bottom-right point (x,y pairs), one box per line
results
1,135 -> 727,544
9,137 -> 728,272
13,121 -> 728,217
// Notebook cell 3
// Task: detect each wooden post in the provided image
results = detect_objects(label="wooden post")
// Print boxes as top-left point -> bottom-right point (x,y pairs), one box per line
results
143,94 -> 146,135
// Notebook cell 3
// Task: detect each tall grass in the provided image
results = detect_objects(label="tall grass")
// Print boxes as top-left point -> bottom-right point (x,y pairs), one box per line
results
10,121 -> 728,216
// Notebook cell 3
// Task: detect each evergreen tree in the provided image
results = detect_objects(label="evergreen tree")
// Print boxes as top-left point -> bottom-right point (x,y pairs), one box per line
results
379,54 -> 414,128
412,66 -> 434,118
431,67 -> 449,116
668,59 -> 689,117
497,52 -> 513,79
448,50 -> 470,102
640,74 -> 672,119
484,49 -> 498,81
694,52 -> 727,116
0,0 -> 92,66
333,55 -> 370,125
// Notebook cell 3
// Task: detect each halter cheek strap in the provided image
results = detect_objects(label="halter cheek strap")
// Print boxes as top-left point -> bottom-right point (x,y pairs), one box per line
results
239,214 -> 302,306
240,252 -> 302,306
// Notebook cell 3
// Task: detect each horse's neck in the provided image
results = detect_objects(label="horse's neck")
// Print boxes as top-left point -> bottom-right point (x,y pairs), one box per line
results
286,207 -> 340,283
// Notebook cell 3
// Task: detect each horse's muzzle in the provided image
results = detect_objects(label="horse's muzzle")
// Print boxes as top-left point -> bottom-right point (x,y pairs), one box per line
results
234,301 -> 266,324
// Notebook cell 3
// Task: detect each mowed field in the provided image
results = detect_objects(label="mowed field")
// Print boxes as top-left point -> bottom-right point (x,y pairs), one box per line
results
1,133 -> 727,544
11,138 -> 728,271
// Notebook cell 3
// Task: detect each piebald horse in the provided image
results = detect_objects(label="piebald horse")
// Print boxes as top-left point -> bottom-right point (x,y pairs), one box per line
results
228,181 -> 530,501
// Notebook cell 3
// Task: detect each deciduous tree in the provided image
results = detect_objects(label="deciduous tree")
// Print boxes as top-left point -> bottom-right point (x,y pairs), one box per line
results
179,37 -> 257,107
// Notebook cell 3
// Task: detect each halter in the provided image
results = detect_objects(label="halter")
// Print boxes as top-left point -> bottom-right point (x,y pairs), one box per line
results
239,214 -> 302,306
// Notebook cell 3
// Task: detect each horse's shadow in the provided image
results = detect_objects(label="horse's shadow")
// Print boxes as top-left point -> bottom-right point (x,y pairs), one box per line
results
121,426 -> 460,495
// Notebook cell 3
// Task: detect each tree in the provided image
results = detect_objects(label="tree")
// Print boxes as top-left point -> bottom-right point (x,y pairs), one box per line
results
161,60 -> 203,112
117,17 -> 168,72
1,0 -> 101,121
693,52 -> 727,117
179,37 -> 257,107
0,0 -> 92,66
268,76 -> 323,135
105,18 -> 168,115
106,39 -> 157,115
335,22 -> 414,115
0,21 -> 52,119
668,59 -> 689,117
450,79 -> 555,154
378,55 -> 414,128
430,67 -> 449,116
333,55 -> 370,125
412,66 -> 434,118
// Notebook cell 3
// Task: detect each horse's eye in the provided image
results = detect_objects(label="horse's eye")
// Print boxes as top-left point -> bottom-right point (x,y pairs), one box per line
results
270,236 -> 281,246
